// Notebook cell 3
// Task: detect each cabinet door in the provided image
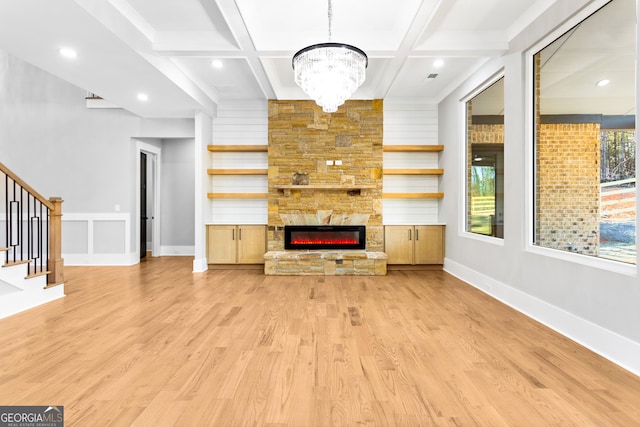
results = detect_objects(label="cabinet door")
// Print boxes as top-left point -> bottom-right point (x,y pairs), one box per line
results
237,225 -> 266,264
207,225 -> 237,264
384,226 -> 414,264
414,225 -> 444,264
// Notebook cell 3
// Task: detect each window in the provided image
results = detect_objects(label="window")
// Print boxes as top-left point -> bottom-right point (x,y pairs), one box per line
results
466,77 -> 504,238
533,0 -> 636,264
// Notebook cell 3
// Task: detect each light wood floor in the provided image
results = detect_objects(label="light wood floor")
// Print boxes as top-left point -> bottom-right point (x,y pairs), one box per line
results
1,257 -> 639,426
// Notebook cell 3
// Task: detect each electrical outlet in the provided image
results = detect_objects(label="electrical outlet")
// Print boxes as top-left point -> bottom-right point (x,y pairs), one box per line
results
335,160 -> 342,166
326,160 -> 334,165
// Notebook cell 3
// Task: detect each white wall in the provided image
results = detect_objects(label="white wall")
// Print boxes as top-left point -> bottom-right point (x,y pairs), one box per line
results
160,138 -> 195,255
383,102 -> 440,224
439,0 -> 640,375
209,103 -> 268,224
0,50 -> 194,265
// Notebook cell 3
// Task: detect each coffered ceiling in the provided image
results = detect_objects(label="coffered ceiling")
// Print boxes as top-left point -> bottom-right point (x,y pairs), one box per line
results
0,0 -> 633,118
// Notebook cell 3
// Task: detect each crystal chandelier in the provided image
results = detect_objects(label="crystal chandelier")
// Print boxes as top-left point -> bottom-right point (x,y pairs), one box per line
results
292,0 -> 368,113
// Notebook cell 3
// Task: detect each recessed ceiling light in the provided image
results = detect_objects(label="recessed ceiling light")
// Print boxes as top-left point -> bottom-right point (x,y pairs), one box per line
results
433,59 -> 444,68
59,48 -> 77,59
137,93 -> 149,101
211,59 -> 223,69
596,79 -> 610,87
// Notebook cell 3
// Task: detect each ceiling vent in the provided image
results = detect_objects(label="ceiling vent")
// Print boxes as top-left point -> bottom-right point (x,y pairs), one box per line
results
423,73 -> 438,83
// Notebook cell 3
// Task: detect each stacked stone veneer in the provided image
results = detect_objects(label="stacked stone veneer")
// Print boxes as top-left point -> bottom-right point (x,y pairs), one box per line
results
536,122 -> 600,255
265,100 -> 385,275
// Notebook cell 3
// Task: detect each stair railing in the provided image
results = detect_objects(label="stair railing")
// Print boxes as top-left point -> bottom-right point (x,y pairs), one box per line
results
0,162 -> 63,286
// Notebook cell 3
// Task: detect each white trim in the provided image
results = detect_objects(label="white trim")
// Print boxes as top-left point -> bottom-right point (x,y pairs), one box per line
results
194,112 -> 212,274
160,245 -> 195,256
528,0 -> 613,57
193,257 -> 208,273
524,0 -> 638,274
62,213 -> 136,266
525,245 -> 636,277
458,70 -> 505,240
460,230 -> 505,246
64,252 -> 138,266
444,258 -> 640,378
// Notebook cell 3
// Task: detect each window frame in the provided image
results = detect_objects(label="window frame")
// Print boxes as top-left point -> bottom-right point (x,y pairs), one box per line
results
524,0 -> 637,276
459,70 -> 506,246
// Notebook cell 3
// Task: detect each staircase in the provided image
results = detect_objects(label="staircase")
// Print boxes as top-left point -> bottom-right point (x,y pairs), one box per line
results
0,257 -> 64,319
0,163 -> 65,319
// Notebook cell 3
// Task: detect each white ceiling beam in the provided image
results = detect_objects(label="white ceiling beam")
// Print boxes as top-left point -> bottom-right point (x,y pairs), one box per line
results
215,0 -> 276,100
378,0 -> 456,99
75,0 -> 218,115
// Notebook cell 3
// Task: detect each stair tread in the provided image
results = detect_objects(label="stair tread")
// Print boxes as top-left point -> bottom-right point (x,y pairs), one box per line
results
27,270 -> 51,280
3,260 -> 31,268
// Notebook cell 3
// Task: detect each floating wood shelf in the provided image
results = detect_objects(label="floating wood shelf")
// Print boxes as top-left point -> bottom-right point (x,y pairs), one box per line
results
208,169 -> 268,175
383,168 -> 444,175
208,145 -> 268,152
273,184 -> 377,190
383,193 -> 444,199
383,145 -> 444,152
207,193 -> 268,199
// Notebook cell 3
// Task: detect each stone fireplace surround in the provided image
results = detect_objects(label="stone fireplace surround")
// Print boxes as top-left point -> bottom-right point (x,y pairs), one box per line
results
264,211 -> 387,275
264,100 -> 387,275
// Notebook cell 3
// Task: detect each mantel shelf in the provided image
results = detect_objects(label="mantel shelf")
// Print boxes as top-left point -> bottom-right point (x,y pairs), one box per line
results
273,184 -> 377,190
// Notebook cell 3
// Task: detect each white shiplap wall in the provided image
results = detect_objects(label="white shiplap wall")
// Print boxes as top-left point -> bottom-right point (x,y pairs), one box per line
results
210,103 -> 268,224
209,102 -> 441,225
383,103 -> 441,224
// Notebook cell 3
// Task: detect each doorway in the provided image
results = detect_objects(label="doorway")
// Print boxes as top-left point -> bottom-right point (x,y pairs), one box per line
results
136,141 -> 161,259
140,152 -> 148,259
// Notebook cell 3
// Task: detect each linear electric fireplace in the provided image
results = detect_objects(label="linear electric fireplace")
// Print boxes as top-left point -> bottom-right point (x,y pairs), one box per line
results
284,225 -> 366,250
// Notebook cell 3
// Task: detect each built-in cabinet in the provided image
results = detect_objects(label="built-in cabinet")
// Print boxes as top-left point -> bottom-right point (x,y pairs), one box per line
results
384,225 -> 444,265
206,225 -> 266,264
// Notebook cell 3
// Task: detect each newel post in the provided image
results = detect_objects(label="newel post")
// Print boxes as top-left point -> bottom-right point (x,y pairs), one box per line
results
48,197 -> 64,286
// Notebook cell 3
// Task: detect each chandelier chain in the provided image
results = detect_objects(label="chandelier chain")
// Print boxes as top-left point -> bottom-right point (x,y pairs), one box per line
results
327,0 -> 332,41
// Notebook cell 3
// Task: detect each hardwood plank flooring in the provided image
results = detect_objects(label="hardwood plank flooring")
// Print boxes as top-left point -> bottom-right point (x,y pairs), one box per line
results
1,256 -> 639,426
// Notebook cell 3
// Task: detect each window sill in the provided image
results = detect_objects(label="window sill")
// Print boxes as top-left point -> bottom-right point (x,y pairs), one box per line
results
460,231 -> 505,246
526,245 -> 637,277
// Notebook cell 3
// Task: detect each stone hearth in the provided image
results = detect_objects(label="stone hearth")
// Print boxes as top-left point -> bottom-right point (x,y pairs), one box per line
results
264,250 -> 387,276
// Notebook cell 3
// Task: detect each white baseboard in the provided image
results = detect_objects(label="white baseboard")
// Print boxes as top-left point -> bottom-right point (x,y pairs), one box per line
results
160,246 -> 195,256
0,285 -> 65,320
63,252 -> 139,266
444,258 -> 640,377
193,258 -> 208,273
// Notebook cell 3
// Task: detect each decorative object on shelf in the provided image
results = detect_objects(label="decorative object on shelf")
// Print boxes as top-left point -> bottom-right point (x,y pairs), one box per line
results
292,172 -> 309,185
292,0 -> 368,113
